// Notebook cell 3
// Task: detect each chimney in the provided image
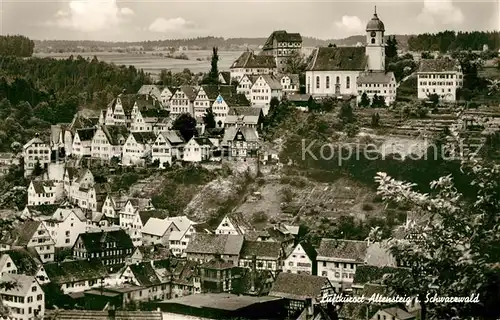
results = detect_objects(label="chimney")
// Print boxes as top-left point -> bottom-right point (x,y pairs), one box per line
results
305,298 -> 314,318
250,254 -> 256,293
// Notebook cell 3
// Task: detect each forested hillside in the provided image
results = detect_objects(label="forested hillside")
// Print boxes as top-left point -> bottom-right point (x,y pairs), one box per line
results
0,35 -> 34,57
408,31 -> 500,52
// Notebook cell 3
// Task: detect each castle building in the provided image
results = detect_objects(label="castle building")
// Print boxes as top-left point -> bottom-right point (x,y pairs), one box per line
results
261,31 -> 303,73
305,8 -> 397,105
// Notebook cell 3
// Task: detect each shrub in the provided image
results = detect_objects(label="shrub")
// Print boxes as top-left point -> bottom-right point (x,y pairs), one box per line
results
281,187 -> 294,203
252,211 -> 268,224
362,203 -> 374,211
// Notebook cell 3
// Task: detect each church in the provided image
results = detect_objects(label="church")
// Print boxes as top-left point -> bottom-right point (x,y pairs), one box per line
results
305,9 -> 397,105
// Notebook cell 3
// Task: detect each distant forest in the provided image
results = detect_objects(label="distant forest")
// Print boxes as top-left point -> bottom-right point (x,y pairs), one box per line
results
407,31 -> 500,52
0,35 -> 34,57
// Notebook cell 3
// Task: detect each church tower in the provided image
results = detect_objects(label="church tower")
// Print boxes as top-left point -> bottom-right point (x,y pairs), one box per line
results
365,7 -> 385,71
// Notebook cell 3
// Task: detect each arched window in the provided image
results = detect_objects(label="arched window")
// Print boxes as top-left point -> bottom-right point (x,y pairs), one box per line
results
371,38 -> 375,44
336,76 -> 340,85
346,76 -> 350,89
316,76 -> 320,89
326,76 -> 330,89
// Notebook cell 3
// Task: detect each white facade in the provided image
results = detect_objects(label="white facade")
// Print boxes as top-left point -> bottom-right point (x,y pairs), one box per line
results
39,208 -> 87,248
105,97 -> 128,126
317,258 -> 359,291
306,71 -> 361,97
0,254 -> 17,276
283,243 -> 314,275
230,67 -> 275,83
71,130 -> 94,158
215,215 -> 247,235
23,137 -> 51,177
211,95 -> 230,126
365,28 -> 385,71
27,223 -> 55,263
417,71 -> 463,102
357,72 -> 397,105
193,87 -> 212,120
170,89 -> 194,118
237,75 -> 256,101
122,133 -> 155,166
160,87 -> 175,108
183,138 -> 212,163
0,274 -> 45,320
250,76 -> 283,116
27,181 -> 63,206
91,126 -> 127,161
152,132 -> 185,168
279,75 -> 300,94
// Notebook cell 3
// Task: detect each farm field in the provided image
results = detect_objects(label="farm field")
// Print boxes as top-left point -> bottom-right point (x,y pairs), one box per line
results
34,50 -> 243,75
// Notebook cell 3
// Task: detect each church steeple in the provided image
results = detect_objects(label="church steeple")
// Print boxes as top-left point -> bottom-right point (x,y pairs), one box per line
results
365,8 -> 386,71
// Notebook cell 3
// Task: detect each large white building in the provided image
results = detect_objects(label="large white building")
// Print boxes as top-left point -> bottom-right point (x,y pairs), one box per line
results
305,9 -> 397,105
23,136 -> 51,177
230,51 -> 277,83
37,207 -> 87,247
260,30 -> 303,73
91,125 -> 129,161
27,180 -> 63,206
151,131 -> 185,168
0,273 -> 45,320
417,58 -> 463,102
250,75 -> 283,115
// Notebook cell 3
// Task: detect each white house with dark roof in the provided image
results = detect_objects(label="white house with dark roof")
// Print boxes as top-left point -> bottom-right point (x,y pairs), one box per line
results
67,168 -> 109,212
250,75 -> 283,115
218,71 -> 231,84
186,233 -> 244,266
0,273 -> 45,320
130,99 -> 169,133
91,125 -> 129,161
222,127 -> 260,159
152,130 -> 185,168
118,261 -> 171,300
261,30 -> 303,73
122,132 -> 157,166
215,212 -> 253,235
283,242 -> 317,276
225,107 -> 263,130
239,240 -> 284,275
104,94 -> 139,127
160,86 -> 177,107
316,239 -> 368,292
237,74 -> 260,101
35,207 -> 87,248
27,180 -> 63,206
72,128 -> 97,158
141,217 -> 180,246
101,192 -> 128,219
0,253 -> 17,276
166,216 -> 196,257
119,198 -> 155,247
137,85 -> 163,101
193,85 -> 236,121
170,86 -> 198,118
278,74 -> 300,95
230,51 -> 277,82
23,136 -> 51,177
211,93 -> 250,127
357,71 -> 397,105
183,137 -> 214,162
417,58 -> 463,102
44,260 -> 110,294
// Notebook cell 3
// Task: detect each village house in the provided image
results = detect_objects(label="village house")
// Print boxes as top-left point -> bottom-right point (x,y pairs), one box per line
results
186,234 -> 244,266
0,253 -> 17,276
0,273 -> 45,320
72,128 -> 97,158
261,30 -> 303,73
23,135 -> 51,177
137,85 -> 163,101
239,240 -> 283,275
27,180 -> 64,206
160,86 -> 177,107
222,127 -> 260,159
169,86 -> 198,118
245,224 -> 297,248
218,71 -> 232,85
316,239 -> 368,292
417,58 -> 463,102
283,242 -> 317,275
215,212 -> 253,235
288,94 -> 315,111
152,130 -> 185,168
269,272 -> 334,318
72,229 -> 135,267
35,207 -> 87,248
183,137 -> 214,162
199,258 -> 236,294
0,220 -> 55,263
91,125 -> 129,161
3,248 -> 50,285
168,259 -> 201,298
225,107 -> 264,130
44,260 -> 109,294
100,192 -> 128,220
357,71 -> 397,105
0,153 -> 20,176
129,95 -> 166,131
230,51 -> 277,82
122,132 -> 157,166
141,218 -> 180,246
211,93 -> 250,127
64,113 -> 100,156
278,74 -> 301,95
119,198 -> 155,247
237,74 -> 260,101
67,169 -> 110,212
250,74 -> 283,115
119,261 -> 171,301
193,85 -> 236,121
103,94 -> 145,127
165,216 -> 196,257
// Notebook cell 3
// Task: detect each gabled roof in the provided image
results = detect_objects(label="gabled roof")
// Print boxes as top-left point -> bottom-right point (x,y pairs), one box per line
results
77,229 -> 134,253
231,52 -> 276,69
135,96 -> 163,111
357,71 -> 395,84
109,94 -> 147,115
201,85 -> 236,101
127,262 -> 163,286
44,260 -> 108,284
30,180 -> 55,194
228,107 -> 263,117
262,31 -> 302,50
241,74 -> 260,85
220,212 -> 252,234
139,210 -> 166,226
158,130 -> 185,145
258,75 -> 282,90
100,125 -> 129,146
180,86 -> 198,102
240,240 -> 282,260
131,132 -> 157,145
317,239 -> 367,262
288,241 -> 317,262
164,216 -> 194,232
306,47 -> 367,71
418,58 -> 461,73
218,71 -> 231,84
64,167 -> 79,181
142,218 -> 174,237
4,248 -> 41,276
223,93 -> 251,108
191,137 -> 213,147
0,220 -> 44,246
23,137 -> 47,150
69,113 -> 98,132
0,273 -> 37,297
137,85 -> 163,99
277,73 -> 300,85
186,234 -> 244,256
126,198 -> 153,212
222,127 -> 259,144
288,94 -> 313,102
76,128 -> 97,142
269,273 -> 330,301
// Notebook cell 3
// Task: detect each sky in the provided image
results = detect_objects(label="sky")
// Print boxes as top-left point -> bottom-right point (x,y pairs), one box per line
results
0,0 -> 498,41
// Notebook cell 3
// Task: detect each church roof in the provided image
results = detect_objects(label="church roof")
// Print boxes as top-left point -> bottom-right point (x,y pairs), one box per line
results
306,47 -> 367,71
366,12 -> 385,32
357,71 -> 395,84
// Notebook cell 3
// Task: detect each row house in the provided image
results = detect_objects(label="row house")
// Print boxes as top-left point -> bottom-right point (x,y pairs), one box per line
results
36,207 -> 87,248
119,198 -> 155,247
222,126 -> 260,159
170,86 -> 198,118
72,229 -> 135,267
417,58 -> 463,102
193,85 -> 236,121
27,180 -> 63,206
119,261 -> 171,301
237,74 -> 259,101
250,74 -> 283,116
64,113 -> 100,156
0,273 -> 45,320
229,51 -> 277,82
212,93 -> 250,127
261,30 -> 303,73
317,239 -> 368,292
67,169 -> 110,212
23,136 -> 51,177
101,192 -> 129,219
278,74 -> 301,95
72,128 -> 97,158
283,241 -> 317,276
44,260 -> 110,294
129,94 -> 165,129
142,216 -> 195,256
199,258 -> 236,294
239,240 -> 284,276
130,107 -> 170,134
225,107 -> 264,130
137,85 -> 177,108
186,234 -> 244,266
103,94 -> 149,127
183,137 -> 214,162
2,248 -> 50,285
215,212 -> 253,235
152,130 -> 185,168
0,220 -> 55,263
122,132 -> 157,166
168,259 -> 201,299
91,125 -> 129,161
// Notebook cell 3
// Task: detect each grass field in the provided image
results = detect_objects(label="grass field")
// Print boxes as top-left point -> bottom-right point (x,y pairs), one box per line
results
34,50 -> 243,75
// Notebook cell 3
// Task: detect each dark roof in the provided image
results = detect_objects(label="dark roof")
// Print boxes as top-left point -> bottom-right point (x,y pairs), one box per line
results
30,180 -> 55,194
44,260 -> 108,284
76,128 -> 97,141
240,240 -> 282,260
295,241 -> 317,262
317,239 -> 367,262
138,210 -> 166,226
180,86 -> 198,101
232,267 -> 274,296
418,58 -> 460,73
0,221 -> 43,246
110,94 -> 147,115
357,71 -> 395,84
306,47 -> 367,71
4,248 -> 41,276
192,137 -> 213,146
138,245 -> 173,261
231,52 -> 276,69
24,204 -> 59,216
263,31 -> 302,50
101,125 -> 129,146
228,107 -> 263,117
69,114 -> 98,132
131,132 -> 157,145
77,229 -> 134,253
128,262 -> 162,286
44,310 -> 162,320
219,72 -> 231,84
270,273 -> 330,301
288,94 -> 313,102
140,108 -> 169,118
353,265 -> 404,286
186,234 -> 244,256
223,93 -> 251,108
201,85 -> 236,100
366,13 -> 385,31
201,258 -> 234,270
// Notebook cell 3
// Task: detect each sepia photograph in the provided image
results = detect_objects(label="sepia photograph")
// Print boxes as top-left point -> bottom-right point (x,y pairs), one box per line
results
0,0 -> 499,319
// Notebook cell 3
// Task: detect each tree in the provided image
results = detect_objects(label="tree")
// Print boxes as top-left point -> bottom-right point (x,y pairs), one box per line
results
373,159 -> 500,320
328,43 -> 337,48
421,52 -> 433,59
385,36 -> 398,59
359,92 -> 371,108
205,47 -> 219,84
173,113 -> 197,141
284,51 -> 307,74
203,107 -> 216,129
371,113 -> 380,127
371,94 -> 385,108
427,93 -> 440,106
32,160 -> 43,176
338,102 -> 354,124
